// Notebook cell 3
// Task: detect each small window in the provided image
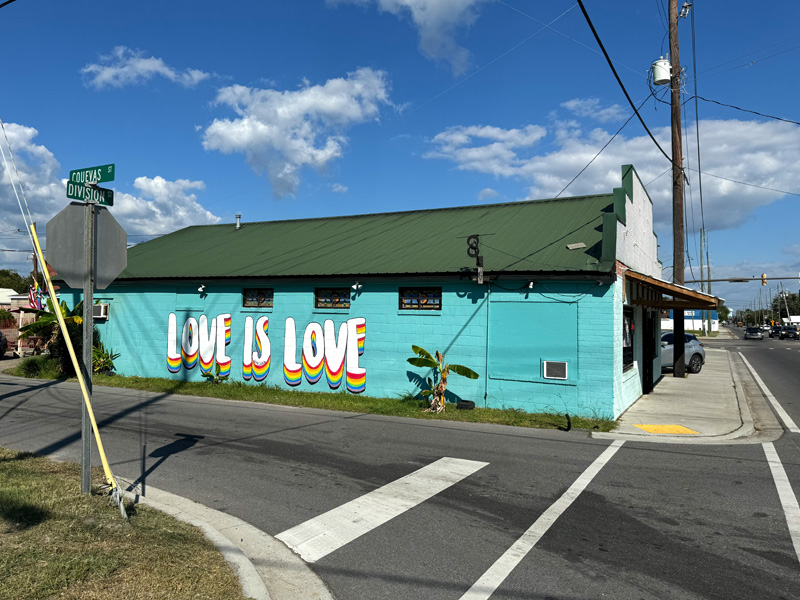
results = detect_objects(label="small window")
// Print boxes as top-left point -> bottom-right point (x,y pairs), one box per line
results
399,287 -> 442,311
243,288 -> 274,308
315,288 -> 350,310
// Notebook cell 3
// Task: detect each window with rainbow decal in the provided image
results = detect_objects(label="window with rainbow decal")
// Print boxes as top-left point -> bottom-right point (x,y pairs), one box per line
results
315,288 -> 350,310
243,288 -> 273,308
399,287 -> 441,310
166,313 -> 366,393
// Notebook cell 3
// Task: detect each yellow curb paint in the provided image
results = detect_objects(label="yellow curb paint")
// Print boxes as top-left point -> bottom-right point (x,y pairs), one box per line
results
634,424 -> 699,434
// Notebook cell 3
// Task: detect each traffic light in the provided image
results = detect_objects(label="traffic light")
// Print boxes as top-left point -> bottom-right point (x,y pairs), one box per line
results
761,273 -> 767,286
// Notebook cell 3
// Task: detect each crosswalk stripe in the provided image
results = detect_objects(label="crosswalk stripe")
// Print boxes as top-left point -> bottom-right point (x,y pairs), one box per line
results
460,440 -> 624,600
276,456 -> 489,563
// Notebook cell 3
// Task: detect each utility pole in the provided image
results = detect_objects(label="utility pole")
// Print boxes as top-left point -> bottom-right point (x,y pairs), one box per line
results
699,227 -> 705,335
670,0 -> 686,377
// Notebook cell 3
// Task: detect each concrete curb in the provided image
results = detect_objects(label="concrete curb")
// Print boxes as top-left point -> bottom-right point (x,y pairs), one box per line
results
125,486 -> 334,600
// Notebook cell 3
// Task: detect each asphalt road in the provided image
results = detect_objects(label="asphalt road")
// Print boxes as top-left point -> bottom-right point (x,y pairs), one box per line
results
1,354 -> 799,599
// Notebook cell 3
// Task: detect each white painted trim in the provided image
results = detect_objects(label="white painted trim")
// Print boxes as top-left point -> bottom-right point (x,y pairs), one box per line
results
762,443 -> 800,563
739,353 -> 800,433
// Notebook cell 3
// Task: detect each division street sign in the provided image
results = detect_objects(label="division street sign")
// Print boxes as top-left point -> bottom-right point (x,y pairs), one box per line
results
69,163 -> 115,184
65,181 -> 114,206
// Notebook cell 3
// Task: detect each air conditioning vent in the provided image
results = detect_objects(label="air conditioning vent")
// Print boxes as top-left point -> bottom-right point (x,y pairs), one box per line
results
543,360 -> 568,380
92,303 -> 109,320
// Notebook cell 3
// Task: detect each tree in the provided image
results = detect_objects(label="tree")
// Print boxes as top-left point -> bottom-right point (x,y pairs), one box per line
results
0,268 -> 33,294
717,305 -> 730,322
771,292 -> 800,319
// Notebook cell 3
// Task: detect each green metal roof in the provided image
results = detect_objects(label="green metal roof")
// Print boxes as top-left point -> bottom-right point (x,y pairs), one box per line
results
118,193 -> 617,281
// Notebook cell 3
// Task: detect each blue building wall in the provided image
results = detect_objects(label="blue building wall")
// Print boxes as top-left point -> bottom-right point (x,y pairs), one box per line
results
65,277 -> 621,418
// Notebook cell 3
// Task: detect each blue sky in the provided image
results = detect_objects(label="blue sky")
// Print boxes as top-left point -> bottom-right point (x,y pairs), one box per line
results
1,0 -> 798,312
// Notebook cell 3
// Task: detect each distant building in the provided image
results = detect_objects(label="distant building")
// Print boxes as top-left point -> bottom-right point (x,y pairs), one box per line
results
662,309 -> 719,333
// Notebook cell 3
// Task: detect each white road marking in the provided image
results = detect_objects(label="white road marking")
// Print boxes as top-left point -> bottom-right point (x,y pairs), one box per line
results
460,440 -> 625,600
276,457 -> 488,563
763,443 -> 800,563
739,352 -> 800,433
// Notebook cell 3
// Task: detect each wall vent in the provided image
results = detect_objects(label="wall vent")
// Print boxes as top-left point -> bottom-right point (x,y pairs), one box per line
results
543,360 -> 568,380
92,303 -> 109,320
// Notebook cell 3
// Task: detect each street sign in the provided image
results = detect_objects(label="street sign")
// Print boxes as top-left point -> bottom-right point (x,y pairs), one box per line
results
65,181 -> 114,206
69,163 -> 115,184
46,202 -> 127,290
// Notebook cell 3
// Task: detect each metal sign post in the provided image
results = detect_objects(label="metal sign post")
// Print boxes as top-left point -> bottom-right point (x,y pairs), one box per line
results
47,163 -> 124,495
81,202 -> 94,494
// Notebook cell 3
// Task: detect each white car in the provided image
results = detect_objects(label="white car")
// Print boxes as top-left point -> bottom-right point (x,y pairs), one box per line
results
661,332 -> 706,374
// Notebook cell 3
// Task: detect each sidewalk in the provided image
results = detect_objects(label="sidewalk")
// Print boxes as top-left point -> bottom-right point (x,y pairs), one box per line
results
594,337 -> 784,445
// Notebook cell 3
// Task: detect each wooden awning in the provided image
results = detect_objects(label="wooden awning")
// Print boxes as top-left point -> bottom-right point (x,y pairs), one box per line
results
625,270 -> 720,310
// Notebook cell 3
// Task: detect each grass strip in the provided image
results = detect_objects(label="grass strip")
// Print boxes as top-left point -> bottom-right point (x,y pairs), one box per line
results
0,447 -> 247,600
6,356 -> 616,432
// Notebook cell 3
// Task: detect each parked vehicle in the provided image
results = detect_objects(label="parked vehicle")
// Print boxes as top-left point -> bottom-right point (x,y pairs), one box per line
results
770,326 -> 782,338
744,327 -> 764,340
0,331 -> 7,357
780,326 -> 799,340
661,332 -> 706,373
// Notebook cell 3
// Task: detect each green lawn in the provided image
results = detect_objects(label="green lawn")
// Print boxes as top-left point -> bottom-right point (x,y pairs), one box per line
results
0,448 -> 247,600
6,356 -> 617,432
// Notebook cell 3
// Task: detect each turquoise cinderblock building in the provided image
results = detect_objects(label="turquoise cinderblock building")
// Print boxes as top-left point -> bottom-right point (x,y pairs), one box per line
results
62,166 -> 717,419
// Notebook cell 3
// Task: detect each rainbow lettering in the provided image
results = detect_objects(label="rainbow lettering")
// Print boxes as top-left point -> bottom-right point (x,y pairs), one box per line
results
253,356 -> 270,381
324,357 -> 344,389
284,363 -> 302,386
356,322 -> 366,355
346,370 -> 366,394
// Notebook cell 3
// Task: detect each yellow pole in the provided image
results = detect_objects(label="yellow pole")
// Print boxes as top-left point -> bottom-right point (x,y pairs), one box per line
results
30,223 -> 118,492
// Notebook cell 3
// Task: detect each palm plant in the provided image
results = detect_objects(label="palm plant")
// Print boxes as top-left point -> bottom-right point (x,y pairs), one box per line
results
407,345 -> 478,413
19,298 -> 88,376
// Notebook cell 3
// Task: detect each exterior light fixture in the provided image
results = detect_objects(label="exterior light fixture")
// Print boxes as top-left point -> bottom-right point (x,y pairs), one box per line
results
352,282 -> 362,290
198,284 -> 206,293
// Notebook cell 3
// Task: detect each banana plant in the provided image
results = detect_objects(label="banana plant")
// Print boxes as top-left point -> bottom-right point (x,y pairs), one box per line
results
407,345 -> 478,413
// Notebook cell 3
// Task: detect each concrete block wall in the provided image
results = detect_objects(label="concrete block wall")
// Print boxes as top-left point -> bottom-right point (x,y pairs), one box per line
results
65,276 -> 620,418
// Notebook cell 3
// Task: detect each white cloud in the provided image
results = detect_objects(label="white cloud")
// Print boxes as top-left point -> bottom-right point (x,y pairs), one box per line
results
331,0 -> 489,74
113,177 -> 221,235
331,183 -> 349,193
561,98 -> 627,123
424,124 -> 547,177
203,67 -> 392,198
426,118 -> 800,235
0,122 -> 220,274
82,46 -> 210,89
0,123 -> 66,274
477,187 -> 498,200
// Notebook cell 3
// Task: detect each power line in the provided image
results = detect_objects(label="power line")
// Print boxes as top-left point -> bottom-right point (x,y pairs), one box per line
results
555,95 -> 651,198
687,168 -> 800,197
689,95 -> 800,126
496,0 -> 647,79
575,0 -> 673,165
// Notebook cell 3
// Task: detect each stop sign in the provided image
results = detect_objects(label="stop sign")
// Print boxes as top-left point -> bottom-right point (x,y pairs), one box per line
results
46,202 -> 127,290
